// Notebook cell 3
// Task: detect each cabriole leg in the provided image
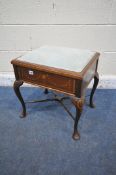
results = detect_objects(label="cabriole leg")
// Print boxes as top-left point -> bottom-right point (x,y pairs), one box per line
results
72,98 -> 84,140
90,72 -> 99,108
44,88 -> 48,94
13,80 -> 26,118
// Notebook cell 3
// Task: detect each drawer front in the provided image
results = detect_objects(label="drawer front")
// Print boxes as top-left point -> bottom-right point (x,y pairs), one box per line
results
18,67 -> 75,93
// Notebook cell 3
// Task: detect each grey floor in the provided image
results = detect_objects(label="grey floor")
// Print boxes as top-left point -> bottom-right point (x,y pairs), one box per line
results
0,87 -> 116,175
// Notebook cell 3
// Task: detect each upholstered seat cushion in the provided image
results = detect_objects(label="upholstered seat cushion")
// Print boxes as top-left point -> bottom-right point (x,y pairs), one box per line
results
18,46 -> 96,72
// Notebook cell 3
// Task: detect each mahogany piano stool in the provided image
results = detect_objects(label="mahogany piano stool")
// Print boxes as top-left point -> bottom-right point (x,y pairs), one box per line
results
11,46 -> 100,140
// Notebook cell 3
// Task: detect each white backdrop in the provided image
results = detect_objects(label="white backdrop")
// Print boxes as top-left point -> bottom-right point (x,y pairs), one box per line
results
0,0 -> 116,75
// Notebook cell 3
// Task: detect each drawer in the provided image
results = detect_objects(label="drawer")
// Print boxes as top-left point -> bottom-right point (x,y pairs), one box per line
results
18,67 -> 75,93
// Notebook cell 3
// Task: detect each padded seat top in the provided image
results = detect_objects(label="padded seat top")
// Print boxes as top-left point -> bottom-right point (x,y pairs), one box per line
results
18,46 -> 97,72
